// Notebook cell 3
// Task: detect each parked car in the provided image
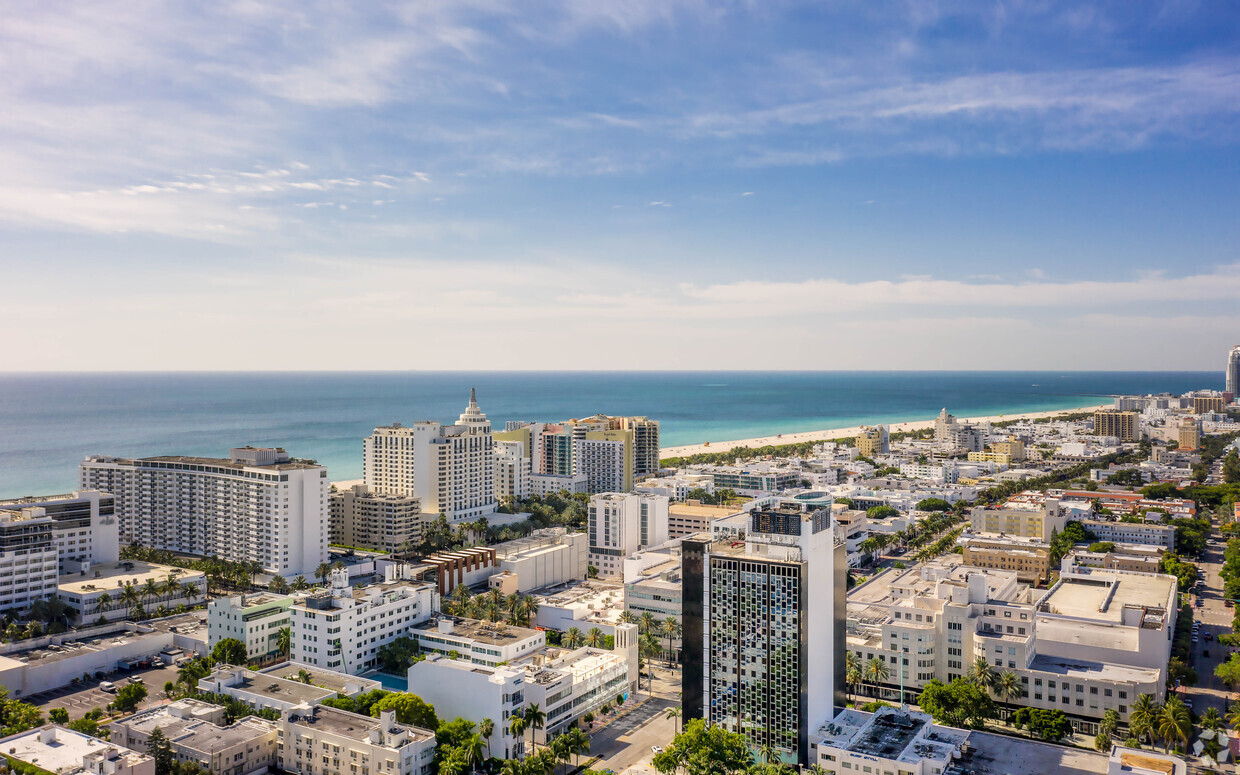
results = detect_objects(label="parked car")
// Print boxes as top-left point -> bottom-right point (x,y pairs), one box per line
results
127,675 -> 144,684
99,681 -> 116,693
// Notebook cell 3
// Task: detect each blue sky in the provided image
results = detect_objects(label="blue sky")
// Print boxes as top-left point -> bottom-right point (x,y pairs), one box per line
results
3,1 -> 1239,370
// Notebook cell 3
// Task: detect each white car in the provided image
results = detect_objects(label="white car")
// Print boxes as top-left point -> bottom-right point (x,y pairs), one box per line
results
99,681 -> 116,693
652,747 -> 663,754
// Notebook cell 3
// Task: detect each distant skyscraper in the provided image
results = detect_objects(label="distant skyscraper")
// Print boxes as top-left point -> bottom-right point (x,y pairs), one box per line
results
681,505 -> 845,766
1227,345 -> 1240,398
364,390 -> 496,521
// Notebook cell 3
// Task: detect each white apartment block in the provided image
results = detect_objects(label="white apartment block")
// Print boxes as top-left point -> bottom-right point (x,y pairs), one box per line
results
636,474 -> 715,501
277,705 -> 436,775
572,438 -> 630,494
811,707 -> 969,775
529,473 -> 589,497
80,447 -> 328,577
407,656 -> 527,759
411,616 -> 545,666
58,561 -> 207,624
587,493 -> 670,577
0,725 -> 154,775
329,484 -> 425,552
0,491 -> 120,575
0,506 -> 59,615
208,593 -> 295,662
494,440 -> 531,501
199,667 -> 339,712
898,462 -> 959,484
290,569 -> 438,675
111,699 -> 277,775
846,558 -> 1174,733
363,390 -> 496,522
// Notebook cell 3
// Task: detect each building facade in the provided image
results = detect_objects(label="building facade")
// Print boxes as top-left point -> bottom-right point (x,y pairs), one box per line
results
208,593 -> 295,662
1093,410 -> 1139,441
80,447 -> 328,577
587,493 -> 670,577
0,490 -> 120,575
0,508 -> 59,615
0,725 -> 154,775
111,699 -> 277,775
329,484 -> 425,552
277,705 -> 436,775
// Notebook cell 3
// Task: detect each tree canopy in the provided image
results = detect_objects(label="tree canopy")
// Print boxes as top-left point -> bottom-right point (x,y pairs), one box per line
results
370,692 -> 439,730
916,679 -> 995,729
1012,708 -> 1072,742
652,719 -> 755,775
209,638 -> 248,667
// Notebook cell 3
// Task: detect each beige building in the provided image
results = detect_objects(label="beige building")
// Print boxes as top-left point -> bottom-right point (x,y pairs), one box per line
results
855,425 -> 888,457
993,437 -> 1026,460
277,705 -> 437,775
1093,410 -> 1139,441
1192,396 -> 1226,414
111,699 -> 277,775
329,484 -> 425,552
967,451 -> 1014,465
1063,544 -> 1163,574
960,534 -> 1052,585
970,502 -> 1065,541
1177,417 -> 1201,451
667,502 -> 742,538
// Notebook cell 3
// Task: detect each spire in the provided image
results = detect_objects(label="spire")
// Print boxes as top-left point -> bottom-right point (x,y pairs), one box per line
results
470,387 -> 477,408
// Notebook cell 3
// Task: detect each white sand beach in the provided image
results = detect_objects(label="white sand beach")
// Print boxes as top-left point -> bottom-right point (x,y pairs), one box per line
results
658,403 -> 1111,459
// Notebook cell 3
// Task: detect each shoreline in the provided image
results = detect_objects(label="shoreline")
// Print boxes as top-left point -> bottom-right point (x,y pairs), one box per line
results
658,403 -> 1111,459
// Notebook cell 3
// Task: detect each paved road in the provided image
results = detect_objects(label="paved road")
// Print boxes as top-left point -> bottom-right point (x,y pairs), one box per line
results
1182,515 -> 1234,716
591,697 -> 677,775
23,663 -> 181,718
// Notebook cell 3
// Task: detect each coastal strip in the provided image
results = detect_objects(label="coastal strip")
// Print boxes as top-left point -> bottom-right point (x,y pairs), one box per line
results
658,403 -> 1112,458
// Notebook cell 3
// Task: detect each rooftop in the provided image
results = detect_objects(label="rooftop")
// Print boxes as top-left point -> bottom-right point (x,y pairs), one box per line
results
117,700 -> 275,751
58,560 -> 205,596
258,662 -> 381,696
285,704 -> 434,743
0,725 -> 151,774
1027,654 -> 1160,683
200,667 -> 335,705
416,616 -> 543,647
944,729 -> 1107,775
1039,569 -> 1174,624
89,453 -> 322,472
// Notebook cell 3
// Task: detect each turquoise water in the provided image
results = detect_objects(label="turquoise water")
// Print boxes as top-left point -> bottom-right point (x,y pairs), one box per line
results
0,371 -> 1216,497
367,672 -> 408,692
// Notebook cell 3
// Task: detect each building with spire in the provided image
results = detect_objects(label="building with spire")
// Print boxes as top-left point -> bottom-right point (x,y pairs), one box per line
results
1227,345 -> 1240,399
364,389 -> 497,522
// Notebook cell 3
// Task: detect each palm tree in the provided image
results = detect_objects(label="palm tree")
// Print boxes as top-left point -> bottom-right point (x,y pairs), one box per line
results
585,628 -> 604,648
995,672 -> 1024,722
508,714 -> 527,759
520,596 -> 539,627
967,657 -> 997,693
563,628 -> 585,649
315,563 -> 331,585
276,627 -> 292,657
1200,707 -> 1223,733
1130,694 -> 1159,748
1098,708 -> 1121,742
844,652 -> 862,703
550,735 -> 571,775
163,575 -> 183,603
523,703 -> 546,755
1157,698 -> 1191,753
291,576 -> 309,591
142,578 -> 161,605
479,718 -> 495,760
95,591 -> 113,615
450,585 -> 473,617
758,743 -> 779,765
864,656 -> 890,700
618,610 -> 637,625
638,612 -> 658,635
120,585 -> 142,616
1226,703 -> 1240,732
660,617 -> 681,666
297,668 -> 313,684
665,706 -> 682,734
564,727 -> 589,771
183,583 -> 200,603
639,633 -> 659,693
461,733 -> 485,774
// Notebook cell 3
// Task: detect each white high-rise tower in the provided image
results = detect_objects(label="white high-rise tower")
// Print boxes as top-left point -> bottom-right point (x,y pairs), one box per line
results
1227,345 -> 1240,398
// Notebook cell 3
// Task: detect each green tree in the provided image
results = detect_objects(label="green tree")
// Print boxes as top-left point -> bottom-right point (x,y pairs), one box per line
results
508,714 -> 527,759
967,656 -> 997,693
1094,731 -> 1112,752
864,656 -> 890,699
479,718 -> 495,760
563,627 -> 585,649
48,708 -> 69,724
113,683 -> 148,713
1215,653 -> 1240,688
1157,698 -> 1191,753
1129,694 -> 1159,748
275,627 -> 291,657
522,703 -> 546,754
1222,450 -> 1240,484
370,693 -> 438,730
916,498 -> 952,512
917,679 -> 995,729
210,638 -> 248,666
585,628 -> 604,648
1011,708 -> 1071,742
994,671 -> 1025,721
376,636 -> 421,673
146,727 -> 175,775
652,718 -> 754,775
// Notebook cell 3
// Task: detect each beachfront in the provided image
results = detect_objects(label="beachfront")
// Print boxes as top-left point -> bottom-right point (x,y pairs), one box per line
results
658,403 -> 1111,458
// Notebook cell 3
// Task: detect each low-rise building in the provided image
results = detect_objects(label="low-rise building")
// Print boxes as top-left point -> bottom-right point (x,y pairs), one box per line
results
111,699 -> 277,775
959,533 -> 1052,585
529,473 -> 589,497
1107,745 -> 1187,775
411,616 -> 546,666
329,484 -> 426,553
406,656 -> 526,759
666,502 -> 743,539
810,706 -> 969,775
1078,519 -> 1176,551
58,561 -> 207,625
532,581 -> 625,636
0,725 -> 154,775
207,593 -> 295,662
290,568 -> 438,675
1062,544 -> 1163,574
278,704 -> 437,775
491,528 -> 588,593
198,666 -> 339,712
520,634 -> 637,742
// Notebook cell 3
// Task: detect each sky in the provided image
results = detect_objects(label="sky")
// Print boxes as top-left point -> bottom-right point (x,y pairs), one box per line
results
3,1 -> 1240,371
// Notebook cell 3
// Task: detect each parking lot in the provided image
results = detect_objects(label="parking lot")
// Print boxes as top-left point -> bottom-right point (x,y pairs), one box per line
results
24,663 -> 181,717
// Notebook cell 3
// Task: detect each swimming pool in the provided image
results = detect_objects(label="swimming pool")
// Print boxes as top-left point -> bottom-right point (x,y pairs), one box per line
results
366,672 -> 407,692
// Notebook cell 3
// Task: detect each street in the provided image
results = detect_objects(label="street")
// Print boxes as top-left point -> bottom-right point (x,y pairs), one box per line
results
590,697 -> 677,774
1182,505 -> 1233,716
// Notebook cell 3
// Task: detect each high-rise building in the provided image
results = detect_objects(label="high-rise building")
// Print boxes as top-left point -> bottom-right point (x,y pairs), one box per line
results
855,425 -> 889,457
1191,395 -> 1226,414
1093,409 -> 1139,441
79,447 -> 327,577
587,492 -> 670,576
364,390 -> 496,522
329,484 -> 425,552
1177,417 -> 1201,452
0,508 -> 59,613
1227,345 -> 1240,398
681,505 -> 845,765
0,490 -> 119,574
493,440 -> 531,501
501,415 -> 658,493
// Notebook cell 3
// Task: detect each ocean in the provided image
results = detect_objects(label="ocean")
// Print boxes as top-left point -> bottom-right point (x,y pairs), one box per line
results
0,371 -> 1218,498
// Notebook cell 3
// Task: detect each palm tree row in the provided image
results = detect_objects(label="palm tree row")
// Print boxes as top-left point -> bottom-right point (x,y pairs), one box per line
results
1128,694 -> 1193,754
120,544 -> 265,594
443,587 -> 542,627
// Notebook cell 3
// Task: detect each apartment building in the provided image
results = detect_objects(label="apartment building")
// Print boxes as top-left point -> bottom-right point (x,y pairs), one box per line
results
1192,396 -> 1227,414
898,462 -> 959,484
363,390 -> 496,522
111,699 -> 277,775
1177,417 -> 1201,451
666,502 -> 742,539
587,493 -> 670,577
687,463 -> 802,495
573,437 -> 632,494
992,437 -> 1026,461
845,559 -> 1173,733
494,440 -> 531,501
407,656 -> 527,758
277,705 -> 437,775
208,593 -> 295,662
856,426 -> 889,457
0,507 -> 59,614
80,447 -> 328,577
0,490 -> 120,575
290,569 -> 438,675
58,560 -> 206,624
1093,410 -> 1139,441
636,474 -> 715,502
491,528 -> 588,593
970,503 -> 1065,542
410,616 -> 545,666
329,484 -> 425,553
0,725 -> 153,775
529,473 -> 589,497
1062,544 -> 1162,574
1079,519 -> 1176,551
959,533 -> 1052,585
682,506 -> 846,766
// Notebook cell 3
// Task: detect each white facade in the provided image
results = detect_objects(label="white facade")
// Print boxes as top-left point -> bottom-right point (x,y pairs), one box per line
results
520,633 -> 638,742
407,656 -> 526,759
412,616 -> 546,666
1228,345 -> 1240,398
208,593 -> 295,661
493,529 -> 588,592
587,493 -> 669,577
278,705 -> 436,775
811,707 -> 969,775
0,491 -> 120,576
530,473 -> 589,497
111,699 -> 277,775
58,561 -> 206,624
0,725 -> 154,775
494,440 -> 531,501
0,508 -> 59,615
364,391 -> 496,522
79,447 -> 328,577
290,569 -> 438,675
573,439 -> 628,494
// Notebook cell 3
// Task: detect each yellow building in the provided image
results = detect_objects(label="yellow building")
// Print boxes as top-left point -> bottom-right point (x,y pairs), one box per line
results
1177,417 -> 1201,451
1192,396 -> 1226,414
992,436 -> 1026,461
856,426 -> 888,457
1093,409 -> 1139,441
960,535 -> 1052,585
967,451 -> 1014,465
